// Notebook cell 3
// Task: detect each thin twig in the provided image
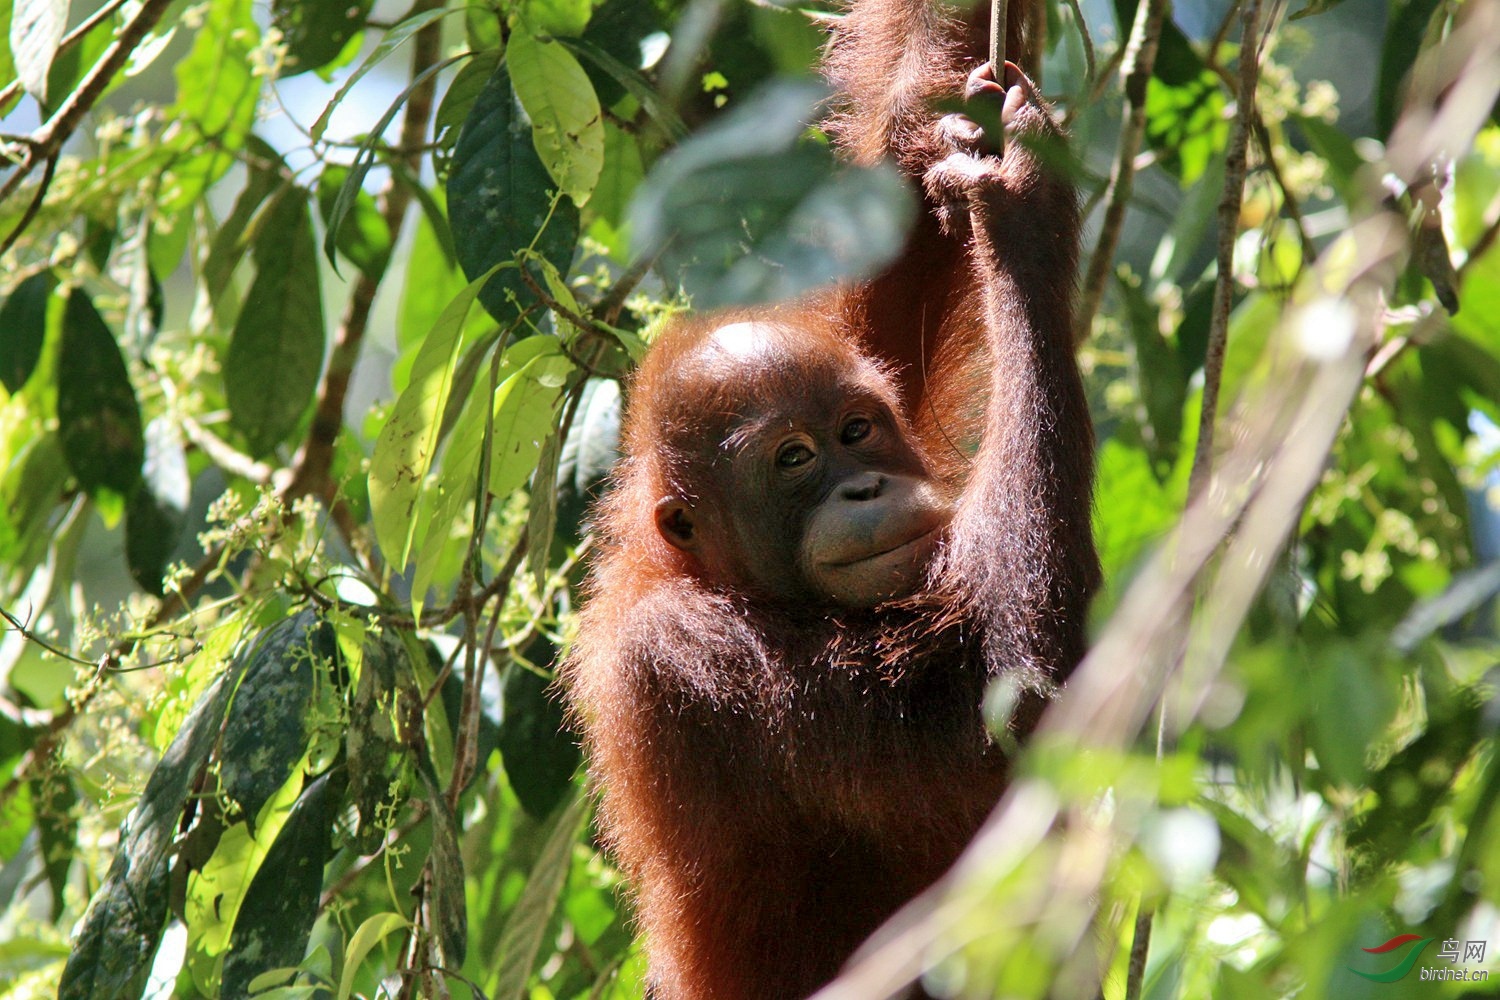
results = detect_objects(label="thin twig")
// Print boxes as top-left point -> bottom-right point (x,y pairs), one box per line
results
0,0 -> 177,218
1074,0 -> 1173,343
1190,0 -> 1264,502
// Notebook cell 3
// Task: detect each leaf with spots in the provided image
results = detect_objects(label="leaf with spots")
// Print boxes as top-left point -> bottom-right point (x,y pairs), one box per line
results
508,23 -> 605,205
220,771 -> 342,998
369,261 -> 504,582
219,610 -> 339,833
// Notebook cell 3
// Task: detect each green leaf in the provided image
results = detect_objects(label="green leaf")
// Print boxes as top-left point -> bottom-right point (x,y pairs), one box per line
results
59,672 -> 239,1000
10,0 -> 63,102
225,191 -> 325,457
498,654 -> 581,819
1143,70 -> 1228,185
219,611 -> 337,832
448,60 -> 580,323
124,416 -> 190,596
524,0 -> 591,37
317,164 -> 392,280
630,80 -> 916,308
35,775 -> 77,919
220,771 -> 341,998
488,793 -> 586,998
347,632 -> 406,855
309,5 -> 449,142
370,264 -> 504,574
488,335 -> 572,500
336,913 -> 410,1000
171,0 -> 259,195
526,423 -> 563,588
0,269 -> 55,392
435,48 -> 503,179
273,0 -> 372,75
509,25 -> 605,206
57,291 -> 144,497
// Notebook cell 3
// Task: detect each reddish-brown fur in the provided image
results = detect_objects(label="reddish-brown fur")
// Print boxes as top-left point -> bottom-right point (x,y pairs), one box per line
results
562,1 -> 1098,996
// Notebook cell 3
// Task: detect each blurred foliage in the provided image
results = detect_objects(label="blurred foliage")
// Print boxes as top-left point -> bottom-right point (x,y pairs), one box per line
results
0,0 -> 1497,998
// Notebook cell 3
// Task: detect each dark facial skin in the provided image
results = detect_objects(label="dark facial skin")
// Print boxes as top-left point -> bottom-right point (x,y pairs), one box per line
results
652,322 -> 954,608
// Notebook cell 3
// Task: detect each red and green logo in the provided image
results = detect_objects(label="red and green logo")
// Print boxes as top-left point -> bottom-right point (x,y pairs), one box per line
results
1349,934 -> 1434,983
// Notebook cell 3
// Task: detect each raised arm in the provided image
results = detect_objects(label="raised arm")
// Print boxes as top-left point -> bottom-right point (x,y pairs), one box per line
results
926,62 -> 1100,681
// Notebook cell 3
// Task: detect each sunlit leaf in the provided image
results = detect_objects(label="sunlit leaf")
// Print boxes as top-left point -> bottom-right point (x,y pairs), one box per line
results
509,24 -> 605,205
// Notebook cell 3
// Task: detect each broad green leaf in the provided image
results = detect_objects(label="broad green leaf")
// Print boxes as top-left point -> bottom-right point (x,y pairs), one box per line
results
498,653 -> 581,819
317,164 -> 392,280
57,291 -> 144,497
448,60 -> 580,323
487,793 -> 586,998
347,632 -> 406,854
171,0 -> 259,200
395,196 -> 468,362
509,25 -> 605,205
220,772 -> 341,997
369,263 -> 504,574
407,334 -> 569,604
58,672 -> 239,1000
309,5 -> 449,142
434,48 -> 502,178
10,0 -> 63,102
274,0 -> 372,75
1143,70 -> 1227,185
630,80 -> 916,308
218,611 -> 336,831
34,775 -> 77,918
488,336 -> 572,500
526,423 -> 563,587
524,0 -> 591,37
336,913 -> 410,1000
0,269 -> 54,392
124,416 -> 190,596
225,191 -> 325,457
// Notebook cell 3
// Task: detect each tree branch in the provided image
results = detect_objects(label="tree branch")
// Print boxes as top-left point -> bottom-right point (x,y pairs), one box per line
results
1073,0 -> 1173,343
1190,0 -> 1264,501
